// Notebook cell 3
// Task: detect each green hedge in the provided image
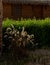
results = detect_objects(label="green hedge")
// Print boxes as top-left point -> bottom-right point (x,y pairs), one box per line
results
2,18 -> 50,47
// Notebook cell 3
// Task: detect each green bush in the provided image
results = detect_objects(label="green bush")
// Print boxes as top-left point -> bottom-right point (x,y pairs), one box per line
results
2,18 -> 50,47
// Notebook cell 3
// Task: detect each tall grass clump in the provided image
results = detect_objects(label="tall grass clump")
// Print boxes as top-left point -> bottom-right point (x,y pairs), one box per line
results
2,18 -> 50,47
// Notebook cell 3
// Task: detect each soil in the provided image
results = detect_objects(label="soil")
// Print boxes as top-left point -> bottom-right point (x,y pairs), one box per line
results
0,49 -> 50,65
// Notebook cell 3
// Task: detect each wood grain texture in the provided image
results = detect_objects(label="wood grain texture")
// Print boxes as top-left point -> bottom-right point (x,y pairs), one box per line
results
0,0 -> 3,47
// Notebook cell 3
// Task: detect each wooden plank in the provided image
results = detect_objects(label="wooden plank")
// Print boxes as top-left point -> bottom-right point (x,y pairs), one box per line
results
3,3 -> 11,18
22,5 -> 33,18
0,0 -> 3,47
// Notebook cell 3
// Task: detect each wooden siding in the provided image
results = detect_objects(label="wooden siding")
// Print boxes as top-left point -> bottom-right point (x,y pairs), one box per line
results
32,5 -> 42,18
12,4 -> 22,19
43,5 -> 50,18
22,5 -> 33,18
3,3 -> 11,18
3,4 -> 50,19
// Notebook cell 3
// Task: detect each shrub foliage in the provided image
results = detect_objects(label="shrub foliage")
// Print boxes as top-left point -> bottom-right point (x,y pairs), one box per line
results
2,18 -> 50,47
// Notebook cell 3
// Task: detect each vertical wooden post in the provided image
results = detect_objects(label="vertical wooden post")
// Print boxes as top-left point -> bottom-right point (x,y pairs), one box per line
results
0,0 -> 3,50
41,5 -> 43,19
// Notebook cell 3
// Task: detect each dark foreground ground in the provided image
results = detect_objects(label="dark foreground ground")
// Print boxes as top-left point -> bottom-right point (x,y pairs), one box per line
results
0,49 -> 50,65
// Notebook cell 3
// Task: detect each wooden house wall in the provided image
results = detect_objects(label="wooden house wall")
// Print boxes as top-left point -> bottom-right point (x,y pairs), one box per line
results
3,3 -> 11,18
3,3 -> 50,19
32,5 -> 42,18
22,5 -> 33,18
43,5 -> 50,18
11,4 -> 22,19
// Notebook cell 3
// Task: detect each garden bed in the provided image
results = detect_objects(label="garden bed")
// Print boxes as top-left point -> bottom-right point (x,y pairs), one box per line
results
2,18 -> 50,47
1,18 -> 50,65
0,49 -> 50,65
